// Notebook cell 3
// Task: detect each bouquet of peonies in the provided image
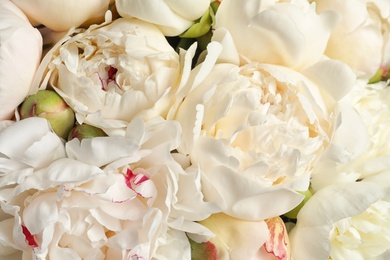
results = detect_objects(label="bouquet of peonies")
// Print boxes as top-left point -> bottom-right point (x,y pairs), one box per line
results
1,0 -> 390,259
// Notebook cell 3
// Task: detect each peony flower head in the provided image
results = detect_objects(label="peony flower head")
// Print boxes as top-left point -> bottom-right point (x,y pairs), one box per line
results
0,117 -> 218,259
289,180 -> 390,260
35,17 -> 183,135
170,47 -> 358,220
0,0 -> 42,120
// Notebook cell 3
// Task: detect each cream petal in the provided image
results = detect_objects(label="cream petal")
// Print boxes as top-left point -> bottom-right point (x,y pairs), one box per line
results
116,0 -> 209,36
0,0 -> 42,120
66,137 -> 140,167
200,213 -> 269,260
11,0 -> 112,31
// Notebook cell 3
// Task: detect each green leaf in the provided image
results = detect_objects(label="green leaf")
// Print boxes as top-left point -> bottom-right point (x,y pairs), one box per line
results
180,7 -> 213,38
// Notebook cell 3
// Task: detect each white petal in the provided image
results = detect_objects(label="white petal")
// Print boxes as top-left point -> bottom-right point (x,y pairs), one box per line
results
0,0 -> 42,120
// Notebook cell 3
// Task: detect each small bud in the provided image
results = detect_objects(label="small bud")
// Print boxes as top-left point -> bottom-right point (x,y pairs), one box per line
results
20,90 -> 75,139
68,124 -> 107,141
368,66 -> 390,84
189,237 -> 218,260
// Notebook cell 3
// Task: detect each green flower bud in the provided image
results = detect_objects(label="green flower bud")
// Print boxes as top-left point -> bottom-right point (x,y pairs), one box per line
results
68,124 -> 107,141
20,90 -> 75,139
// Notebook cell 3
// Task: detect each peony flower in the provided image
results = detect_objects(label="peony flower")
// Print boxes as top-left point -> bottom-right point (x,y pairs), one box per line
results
115,0 -> 211,36
11,0 -> 115,32
289,81 -> 390,259
328,199 -> 390,259
0,0 -> 42,120
289,181 -> 390,260
35,17 -> 185,135
0,116 -> 218,259
310,80 -> 390,190
170,46 -> 359,220
315,0 -> 390,79
214,0 -> 339,69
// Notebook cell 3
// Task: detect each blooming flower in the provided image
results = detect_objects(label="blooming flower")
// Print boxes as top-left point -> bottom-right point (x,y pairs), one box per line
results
214,0 -> 339,69
315,0 -> 390,79
170,46 -> 358,220
329,199 -> 390,259
290,81 -> 390,259
0,117 -> 217,259
35,17 -> 184,135
11,0 -> 114,32
289,181 -> 389,260
115,0 -> 211,36
0,0 -> 42,120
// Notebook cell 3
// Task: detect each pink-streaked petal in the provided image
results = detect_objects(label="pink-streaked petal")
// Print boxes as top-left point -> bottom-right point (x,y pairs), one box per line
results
264,217 -> 289,260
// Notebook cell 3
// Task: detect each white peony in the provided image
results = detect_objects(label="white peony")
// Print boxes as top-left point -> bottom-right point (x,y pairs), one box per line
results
0,117 -> 218,259
329,199 -> 390,259
0,0 -> 42,120
170,46 -> 359,220
214,0 -> 339,69
290,82 -> 390,260
11,0 -> 114,32
310,80 -> 390,190
315,0 -> 390,79
289,181 -> 390,260
34,17 -> 185,136
115,0 -> 211,36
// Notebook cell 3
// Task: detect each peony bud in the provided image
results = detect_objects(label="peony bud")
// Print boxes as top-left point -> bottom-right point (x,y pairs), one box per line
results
68,124 -> 107,142
189,238 -> 218,260
19,90 -> 75,139
368,66 -> 390,84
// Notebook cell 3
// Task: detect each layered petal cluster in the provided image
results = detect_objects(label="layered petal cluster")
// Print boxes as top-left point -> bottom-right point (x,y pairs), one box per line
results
171,49 -> 358,220
0,0 -> 42,120
315,0 -> 390,79
289,179 -> 390,260
290,80 -> 390,259
115,0 -> 211,36
214,0 -> 339,69
0,117 -> 217,259
35,17 -> 182,135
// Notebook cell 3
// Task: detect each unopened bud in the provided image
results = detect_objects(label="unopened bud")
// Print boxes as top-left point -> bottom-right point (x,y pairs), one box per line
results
19,90 -> 75,139
68,124 -> 107,141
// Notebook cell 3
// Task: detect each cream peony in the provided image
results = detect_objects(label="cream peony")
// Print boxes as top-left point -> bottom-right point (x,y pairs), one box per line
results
0,117 -> 217,259
290,81 -> 390,259
170,45 -> 359,220
0,0 -> 42,120
115,0 -> 211,36
315,0 -> 390,79
310,80 -> 390,190
329,199 -> 390,259
214,0 -> 339,69
11,0 -> 114,32
289,181 -> 389,260
35,17 -> 184,136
